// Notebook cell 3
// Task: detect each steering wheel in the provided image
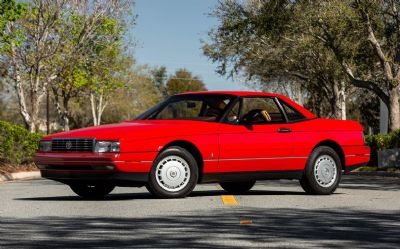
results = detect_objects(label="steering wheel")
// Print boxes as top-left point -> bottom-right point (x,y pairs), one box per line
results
241,109 -> 271,124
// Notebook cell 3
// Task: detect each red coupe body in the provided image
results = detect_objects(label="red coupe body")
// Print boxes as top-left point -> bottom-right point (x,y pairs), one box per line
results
35,91 -> 370,197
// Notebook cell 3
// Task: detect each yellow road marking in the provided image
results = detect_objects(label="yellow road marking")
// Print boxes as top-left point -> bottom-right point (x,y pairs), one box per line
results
240,220 -> 252,225
221,195 -> 238,205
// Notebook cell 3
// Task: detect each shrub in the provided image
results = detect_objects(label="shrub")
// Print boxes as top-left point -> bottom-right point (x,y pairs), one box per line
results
365,129 -> 400,166
0,120 -> 42,164
365,129 -> 400,150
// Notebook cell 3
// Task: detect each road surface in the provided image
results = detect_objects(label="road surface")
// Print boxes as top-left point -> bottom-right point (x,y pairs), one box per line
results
0,175 -> 399,248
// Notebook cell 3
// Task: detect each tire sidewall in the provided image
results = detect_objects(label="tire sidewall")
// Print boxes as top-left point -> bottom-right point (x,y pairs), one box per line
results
304,146 -> 342,194
148,146 -> 198,198
69,182 -> 115,199
220,181 -> 256,194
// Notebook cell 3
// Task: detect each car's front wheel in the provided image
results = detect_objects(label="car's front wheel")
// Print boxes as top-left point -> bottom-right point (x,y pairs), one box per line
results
147,146 -> 198,198
300,146 -> 342,195
220,181 -> 256,194
69,182 -> 115,199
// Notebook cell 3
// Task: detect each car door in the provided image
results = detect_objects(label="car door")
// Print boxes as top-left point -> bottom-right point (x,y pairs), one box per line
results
218,96 -> 296,173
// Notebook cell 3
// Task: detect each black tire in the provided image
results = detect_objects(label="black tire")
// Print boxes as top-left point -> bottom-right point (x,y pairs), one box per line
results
220,181 -> 256,194
69,182 -> 115,199
300,146 -> 342,195
147,146 -> 198,198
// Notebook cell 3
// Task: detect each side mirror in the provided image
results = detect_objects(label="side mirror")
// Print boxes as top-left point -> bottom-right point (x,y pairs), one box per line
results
240,109 -> 270,124
226,115 -> 240,125
240,113 -> 258,125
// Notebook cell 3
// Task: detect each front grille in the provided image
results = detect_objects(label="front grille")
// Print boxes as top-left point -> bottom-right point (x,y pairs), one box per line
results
51,138 -> 95,152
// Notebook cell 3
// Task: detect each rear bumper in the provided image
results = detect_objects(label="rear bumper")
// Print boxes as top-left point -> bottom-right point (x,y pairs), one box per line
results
343,145 -> 371,172
344,162 -> 368,173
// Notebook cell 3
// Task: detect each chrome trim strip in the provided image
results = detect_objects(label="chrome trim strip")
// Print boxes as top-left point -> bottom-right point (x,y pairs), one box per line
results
345,154 -> 370,157
36,160 -> 126,164
205,156 -> 308,162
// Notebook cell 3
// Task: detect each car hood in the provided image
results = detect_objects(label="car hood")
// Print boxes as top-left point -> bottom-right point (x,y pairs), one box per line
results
44,120 -> 219,141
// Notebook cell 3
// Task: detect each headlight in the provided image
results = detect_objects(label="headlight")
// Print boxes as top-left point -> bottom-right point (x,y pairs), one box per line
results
94,140 -> 120,153
39,140 -> 52,152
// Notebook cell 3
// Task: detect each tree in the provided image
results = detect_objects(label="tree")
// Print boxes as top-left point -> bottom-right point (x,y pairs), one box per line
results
151,66 -> 168,98
68,67 -> 162,128
204,0 -> 400,130
165,69 -> 207,96
50,0 -> 135,130
0,0 -> 135,131
0,0 -> 60,132
203,0 -> 349,120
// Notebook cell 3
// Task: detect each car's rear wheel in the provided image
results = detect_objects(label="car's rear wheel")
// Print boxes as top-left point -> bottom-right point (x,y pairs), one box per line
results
220,181 -> 256,194
69,182 -> 115,199
147,146 -> 198,198
300,146 -> 342,195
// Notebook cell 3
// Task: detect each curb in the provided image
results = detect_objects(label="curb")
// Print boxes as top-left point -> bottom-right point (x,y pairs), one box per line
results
347,171 -> 400,178
0,171 -> 41,182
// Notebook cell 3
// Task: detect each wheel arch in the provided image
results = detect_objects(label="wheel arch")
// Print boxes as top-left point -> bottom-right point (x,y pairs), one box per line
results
313,140 -> 345,170
160,140 -> 204,182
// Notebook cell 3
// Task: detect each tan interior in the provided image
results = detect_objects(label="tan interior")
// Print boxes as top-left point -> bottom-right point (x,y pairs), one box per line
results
261,110 -> 272,122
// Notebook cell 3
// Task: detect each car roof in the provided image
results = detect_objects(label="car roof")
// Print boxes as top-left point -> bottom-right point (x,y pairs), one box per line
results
177,91 -> 280,97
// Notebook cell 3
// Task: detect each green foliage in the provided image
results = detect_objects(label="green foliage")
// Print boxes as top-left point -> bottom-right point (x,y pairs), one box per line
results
365,129 -> 400,166
165,69 -> 207,96
365,130 -> 400,150
0,0 -> 27,51
151,66 -> 168,97
0,120 -> 42,164
204,0 -> 400,126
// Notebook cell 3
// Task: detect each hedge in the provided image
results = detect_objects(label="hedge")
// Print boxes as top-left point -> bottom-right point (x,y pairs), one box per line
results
365,129 -> 400,166
0,120 -> 42,164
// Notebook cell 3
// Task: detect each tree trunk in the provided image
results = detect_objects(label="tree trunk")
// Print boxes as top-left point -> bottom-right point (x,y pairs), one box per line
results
11,43 -> 33,130
62,96 -> 70,131
332,81 -> 346,120
52,88 -> 71,131
90,93 -> 98,126
90,92 -> 108,126
389,85 -> 400,131
339,80 -> 346,120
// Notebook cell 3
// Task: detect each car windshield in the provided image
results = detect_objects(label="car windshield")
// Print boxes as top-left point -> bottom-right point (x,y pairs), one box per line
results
136,94 -> 235,122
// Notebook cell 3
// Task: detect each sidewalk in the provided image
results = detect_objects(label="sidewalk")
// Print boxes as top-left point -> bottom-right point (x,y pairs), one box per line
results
0,171 -> 41,182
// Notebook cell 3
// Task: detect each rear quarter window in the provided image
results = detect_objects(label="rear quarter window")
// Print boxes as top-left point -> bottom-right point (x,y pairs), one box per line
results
280,101 -> 306,121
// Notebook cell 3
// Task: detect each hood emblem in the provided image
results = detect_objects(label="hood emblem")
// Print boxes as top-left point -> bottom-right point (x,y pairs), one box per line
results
65,141 -> 72,150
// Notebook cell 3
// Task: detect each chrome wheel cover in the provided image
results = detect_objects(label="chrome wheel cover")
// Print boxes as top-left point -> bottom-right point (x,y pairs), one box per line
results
155,155 -> 190,192
314,155 -> 337,188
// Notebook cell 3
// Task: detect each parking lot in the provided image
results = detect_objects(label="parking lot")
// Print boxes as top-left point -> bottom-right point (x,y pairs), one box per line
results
0,175 -> 399,248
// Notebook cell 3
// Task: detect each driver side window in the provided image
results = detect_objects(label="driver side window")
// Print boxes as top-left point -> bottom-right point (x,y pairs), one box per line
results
241,97 -> 285,124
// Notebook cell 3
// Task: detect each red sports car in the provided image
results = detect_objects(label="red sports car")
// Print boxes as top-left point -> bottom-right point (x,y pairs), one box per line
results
35,91 -> 370,198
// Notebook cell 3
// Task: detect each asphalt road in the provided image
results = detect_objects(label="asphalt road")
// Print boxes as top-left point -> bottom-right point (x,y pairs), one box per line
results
0,175 -> 399,248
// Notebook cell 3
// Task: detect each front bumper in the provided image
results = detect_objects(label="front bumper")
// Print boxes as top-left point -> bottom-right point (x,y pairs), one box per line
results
40,170 -> 148,186
34,151 -> 157,186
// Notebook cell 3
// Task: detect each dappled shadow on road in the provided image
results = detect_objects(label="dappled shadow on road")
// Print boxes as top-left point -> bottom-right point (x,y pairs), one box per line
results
0,208 -> 399,248
15,189 -> 307,202
340,175 -> 400,191
14,192 -> 156,201
191,189 -> 308,197
15,175 -> 399,202
254,175 -> 400,192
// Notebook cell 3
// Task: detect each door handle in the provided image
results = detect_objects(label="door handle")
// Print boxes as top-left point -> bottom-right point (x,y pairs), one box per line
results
278,127 -> 292,133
